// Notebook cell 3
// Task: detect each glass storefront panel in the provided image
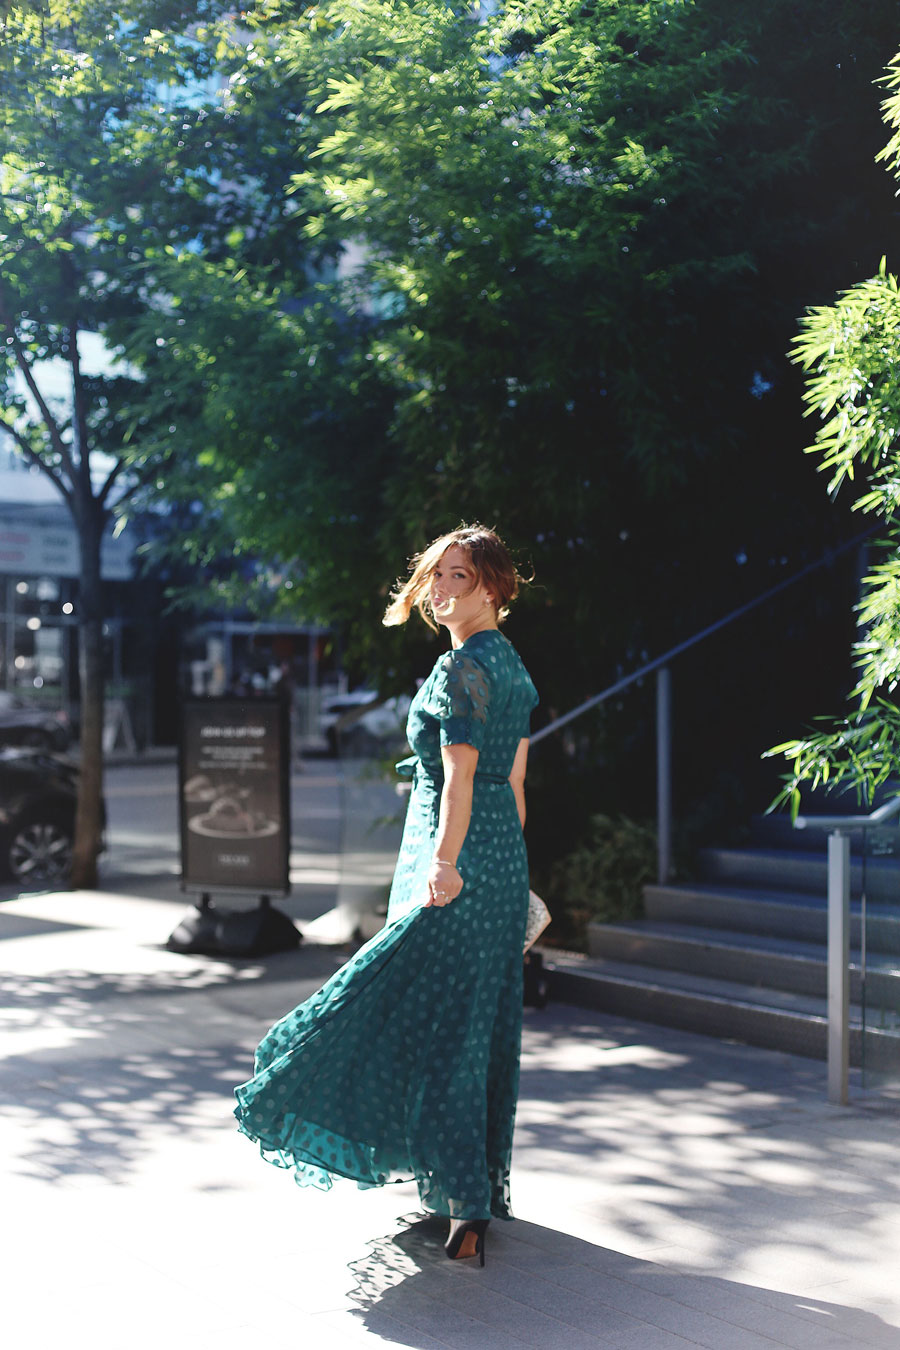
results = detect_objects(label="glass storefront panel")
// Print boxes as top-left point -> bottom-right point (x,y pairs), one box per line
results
2,575 -> 70,707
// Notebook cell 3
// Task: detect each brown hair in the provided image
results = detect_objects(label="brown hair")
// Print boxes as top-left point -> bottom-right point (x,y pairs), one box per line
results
383,524 -> 523,632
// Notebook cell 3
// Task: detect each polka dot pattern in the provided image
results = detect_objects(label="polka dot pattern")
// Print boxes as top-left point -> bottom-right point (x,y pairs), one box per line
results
234,629 -> 539,1222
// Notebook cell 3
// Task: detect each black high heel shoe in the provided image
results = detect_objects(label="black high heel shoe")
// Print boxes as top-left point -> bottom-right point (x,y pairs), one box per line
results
444,1219 -> 489,1266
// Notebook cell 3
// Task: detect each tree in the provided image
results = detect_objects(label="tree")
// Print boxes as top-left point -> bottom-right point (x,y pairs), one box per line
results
770,52 -> 900,811
143,0 -> 899,838
0,0 -> 324,883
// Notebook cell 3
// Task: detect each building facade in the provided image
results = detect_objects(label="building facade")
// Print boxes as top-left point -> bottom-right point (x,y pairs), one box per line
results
0,448 -> 138,732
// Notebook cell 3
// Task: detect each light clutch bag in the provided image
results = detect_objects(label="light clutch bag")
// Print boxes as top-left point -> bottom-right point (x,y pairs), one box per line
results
524,889 -> 551,952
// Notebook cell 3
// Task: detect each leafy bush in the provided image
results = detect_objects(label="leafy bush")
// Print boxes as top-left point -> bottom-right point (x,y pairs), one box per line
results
543,814 -> 657,951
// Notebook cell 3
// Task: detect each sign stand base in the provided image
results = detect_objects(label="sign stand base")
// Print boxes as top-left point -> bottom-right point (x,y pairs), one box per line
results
166,893 -> 301,958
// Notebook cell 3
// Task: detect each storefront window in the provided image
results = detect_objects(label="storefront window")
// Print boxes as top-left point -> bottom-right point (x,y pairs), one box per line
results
1,575 -> 72,705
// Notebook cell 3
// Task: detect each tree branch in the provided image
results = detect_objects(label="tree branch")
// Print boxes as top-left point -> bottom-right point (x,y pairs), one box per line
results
57,242 -> 97,499
97,455 -> 130,508
103,453 -> 171,510
68,323 -> 92,482
0,283 -> 79,485
0,416 -> 73,504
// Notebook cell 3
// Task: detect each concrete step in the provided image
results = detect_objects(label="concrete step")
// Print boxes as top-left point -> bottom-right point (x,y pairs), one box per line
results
697,844 -> 900,902
586,920 -> 900,1010
543,952 -> 900,1069
644,881 -> 900,954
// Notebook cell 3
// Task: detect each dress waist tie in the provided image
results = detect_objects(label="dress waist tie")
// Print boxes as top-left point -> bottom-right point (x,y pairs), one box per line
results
394,756 -> 509,788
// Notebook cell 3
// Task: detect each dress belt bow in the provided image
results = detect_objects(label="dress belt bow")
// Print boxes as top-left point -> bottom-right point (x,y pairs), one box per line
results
394,756 -> 509,787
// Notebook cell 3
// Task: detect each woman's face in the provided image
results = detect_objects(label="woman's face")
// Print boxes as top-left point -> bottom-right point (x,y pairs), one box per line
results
429,545 -> 493,628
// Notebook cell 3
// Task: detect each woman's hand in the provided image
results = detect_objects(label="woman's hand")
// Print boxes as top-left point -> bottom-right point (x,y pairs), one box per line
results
426,857 -> 463,907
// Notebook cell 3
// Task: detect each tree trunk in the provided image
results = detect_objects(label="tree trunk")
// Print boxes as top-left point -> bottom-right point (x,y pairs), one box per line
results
71,501 -> 106,889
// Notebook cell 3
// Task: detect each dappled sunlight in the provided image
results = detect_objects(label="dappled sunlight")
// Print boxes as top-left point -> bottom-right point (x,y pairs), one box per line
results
346,1212 -> 444,1308
2,938 -> 899,1339
0,1040 -> 247,1186
0,964 -> 261,1054
514,1009 -> 900,1297
0,954 -> 344,1187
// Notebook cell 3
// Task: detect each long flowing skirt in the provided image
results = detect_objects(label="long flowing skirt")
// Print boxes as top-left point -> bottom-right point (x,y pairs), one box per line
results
234,775 -> 530,1220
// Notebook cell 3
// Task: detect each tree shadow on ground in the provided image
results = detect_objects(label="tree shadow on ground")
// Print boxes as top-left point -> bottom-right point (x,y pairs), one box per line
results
512,1006 -> 900,1339
344,1212 -> 900,1349
0,957 -> 344,1185
2,970 -> 900,1335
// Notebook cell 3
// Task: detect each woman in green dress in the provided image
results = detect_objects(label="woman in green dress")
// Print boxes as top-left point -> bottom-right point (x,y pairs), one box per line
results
234,525 -> 538,1266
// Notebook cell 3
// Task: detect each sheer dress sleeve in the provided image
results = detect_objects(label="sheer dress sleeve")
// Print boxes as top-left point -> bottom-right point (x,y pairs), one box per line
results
426,651 -> 491,752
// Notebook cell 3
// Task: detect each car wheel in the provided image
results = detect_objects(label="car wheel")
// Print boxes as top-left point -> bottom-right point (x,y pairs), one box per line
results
8,819 -> 74,886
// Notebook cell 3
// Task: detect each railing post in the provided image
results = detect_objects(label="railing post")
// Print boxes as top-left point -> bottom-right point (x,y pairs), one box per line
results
827,829 -> 850,1105
656,665 -> 672,885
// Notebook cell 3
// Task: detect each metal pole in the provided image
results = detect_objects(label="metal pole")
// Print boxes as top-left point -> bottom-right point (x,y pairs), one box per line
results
4,575 -> 14,691
656,665 -> 672,885
307,629 -> 318,740
827,829 -> 850,1105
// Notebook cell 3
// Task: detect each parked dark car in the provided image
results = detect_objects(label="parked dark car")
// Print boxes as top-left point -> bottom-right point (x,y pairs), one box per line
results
0,747 -> 80,885
0,691 -> 70,751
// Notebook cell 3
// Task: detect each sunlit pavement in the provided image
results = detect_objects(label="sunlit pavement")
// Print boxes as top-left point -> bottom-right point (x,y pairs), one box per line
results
3,868 -> 900,1344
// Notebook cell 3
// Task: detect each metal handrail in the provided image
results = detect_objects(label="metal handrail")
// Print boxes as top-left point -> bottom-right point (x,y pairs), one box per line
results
792,794 -> 900,1105
795,797 -> 900,830
531,527 -> 872,747
521,525 -> 882,1107
529,528 -> 872,885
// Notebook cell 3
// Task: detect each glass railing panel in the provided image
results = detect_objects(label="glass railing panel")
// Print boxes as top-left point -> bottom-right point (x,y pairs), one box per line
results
859,824 -> 900,1098
333,707 -> 410,945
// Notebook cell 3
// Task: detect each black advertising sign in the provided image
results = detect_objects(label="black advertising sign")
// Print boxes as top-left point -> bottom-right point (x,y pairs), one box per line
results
179,698 -> 290,895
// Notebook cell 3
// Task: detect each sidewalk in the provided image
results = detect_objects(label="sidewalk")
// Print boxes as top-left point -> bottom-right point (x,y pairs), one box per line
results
2,885 -> 900,1350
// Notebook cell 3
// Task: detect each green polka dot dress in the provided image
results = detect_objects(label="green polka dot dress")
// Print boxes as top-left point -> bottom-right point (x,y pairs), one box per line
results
234,629 -> 539,1221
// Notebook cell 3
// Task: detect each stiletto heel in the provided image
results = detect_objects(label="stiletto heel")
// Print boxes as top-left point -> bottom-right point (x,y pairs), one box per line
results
445,1218 -> 489,1266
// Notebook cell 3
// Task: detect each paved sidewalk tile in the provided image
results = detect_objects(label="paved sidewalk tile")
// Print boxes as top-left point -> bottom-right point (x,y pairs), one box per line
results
2,888 -> 900,1349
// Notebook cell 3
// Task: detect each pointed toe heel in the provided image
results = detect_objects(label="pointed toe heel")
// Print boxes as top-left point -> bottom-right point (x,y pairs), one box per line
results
445,1218 -> 489,1266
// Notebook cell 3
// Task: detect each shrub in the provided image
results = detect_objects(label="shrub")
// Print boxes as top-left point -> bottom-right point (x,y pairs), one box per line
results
544,814 -> 657,950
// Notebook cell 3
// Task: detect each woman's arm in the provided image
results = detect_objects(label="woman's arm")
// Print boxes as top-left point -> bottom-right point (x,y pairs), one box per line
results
426,742 -> 479,906
509,737 -> 529,829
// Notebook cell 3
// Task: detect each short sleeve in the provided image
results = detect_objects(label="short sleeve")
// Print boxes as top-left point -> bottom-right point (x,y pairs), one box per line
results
426,651 -> 491,751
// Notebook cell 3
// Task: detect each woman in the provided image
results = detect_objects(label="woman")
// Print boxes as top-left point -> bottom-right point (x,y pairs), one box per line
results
234,524 -> 538,1266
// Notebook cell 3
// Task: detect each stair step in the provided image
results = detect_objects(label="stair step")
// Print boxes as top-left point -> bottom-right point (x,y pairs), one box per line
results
586,921 -> 900,1008
645,882 -> 900,953
543,954 -> 900,1069
698,845 -> 900,902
